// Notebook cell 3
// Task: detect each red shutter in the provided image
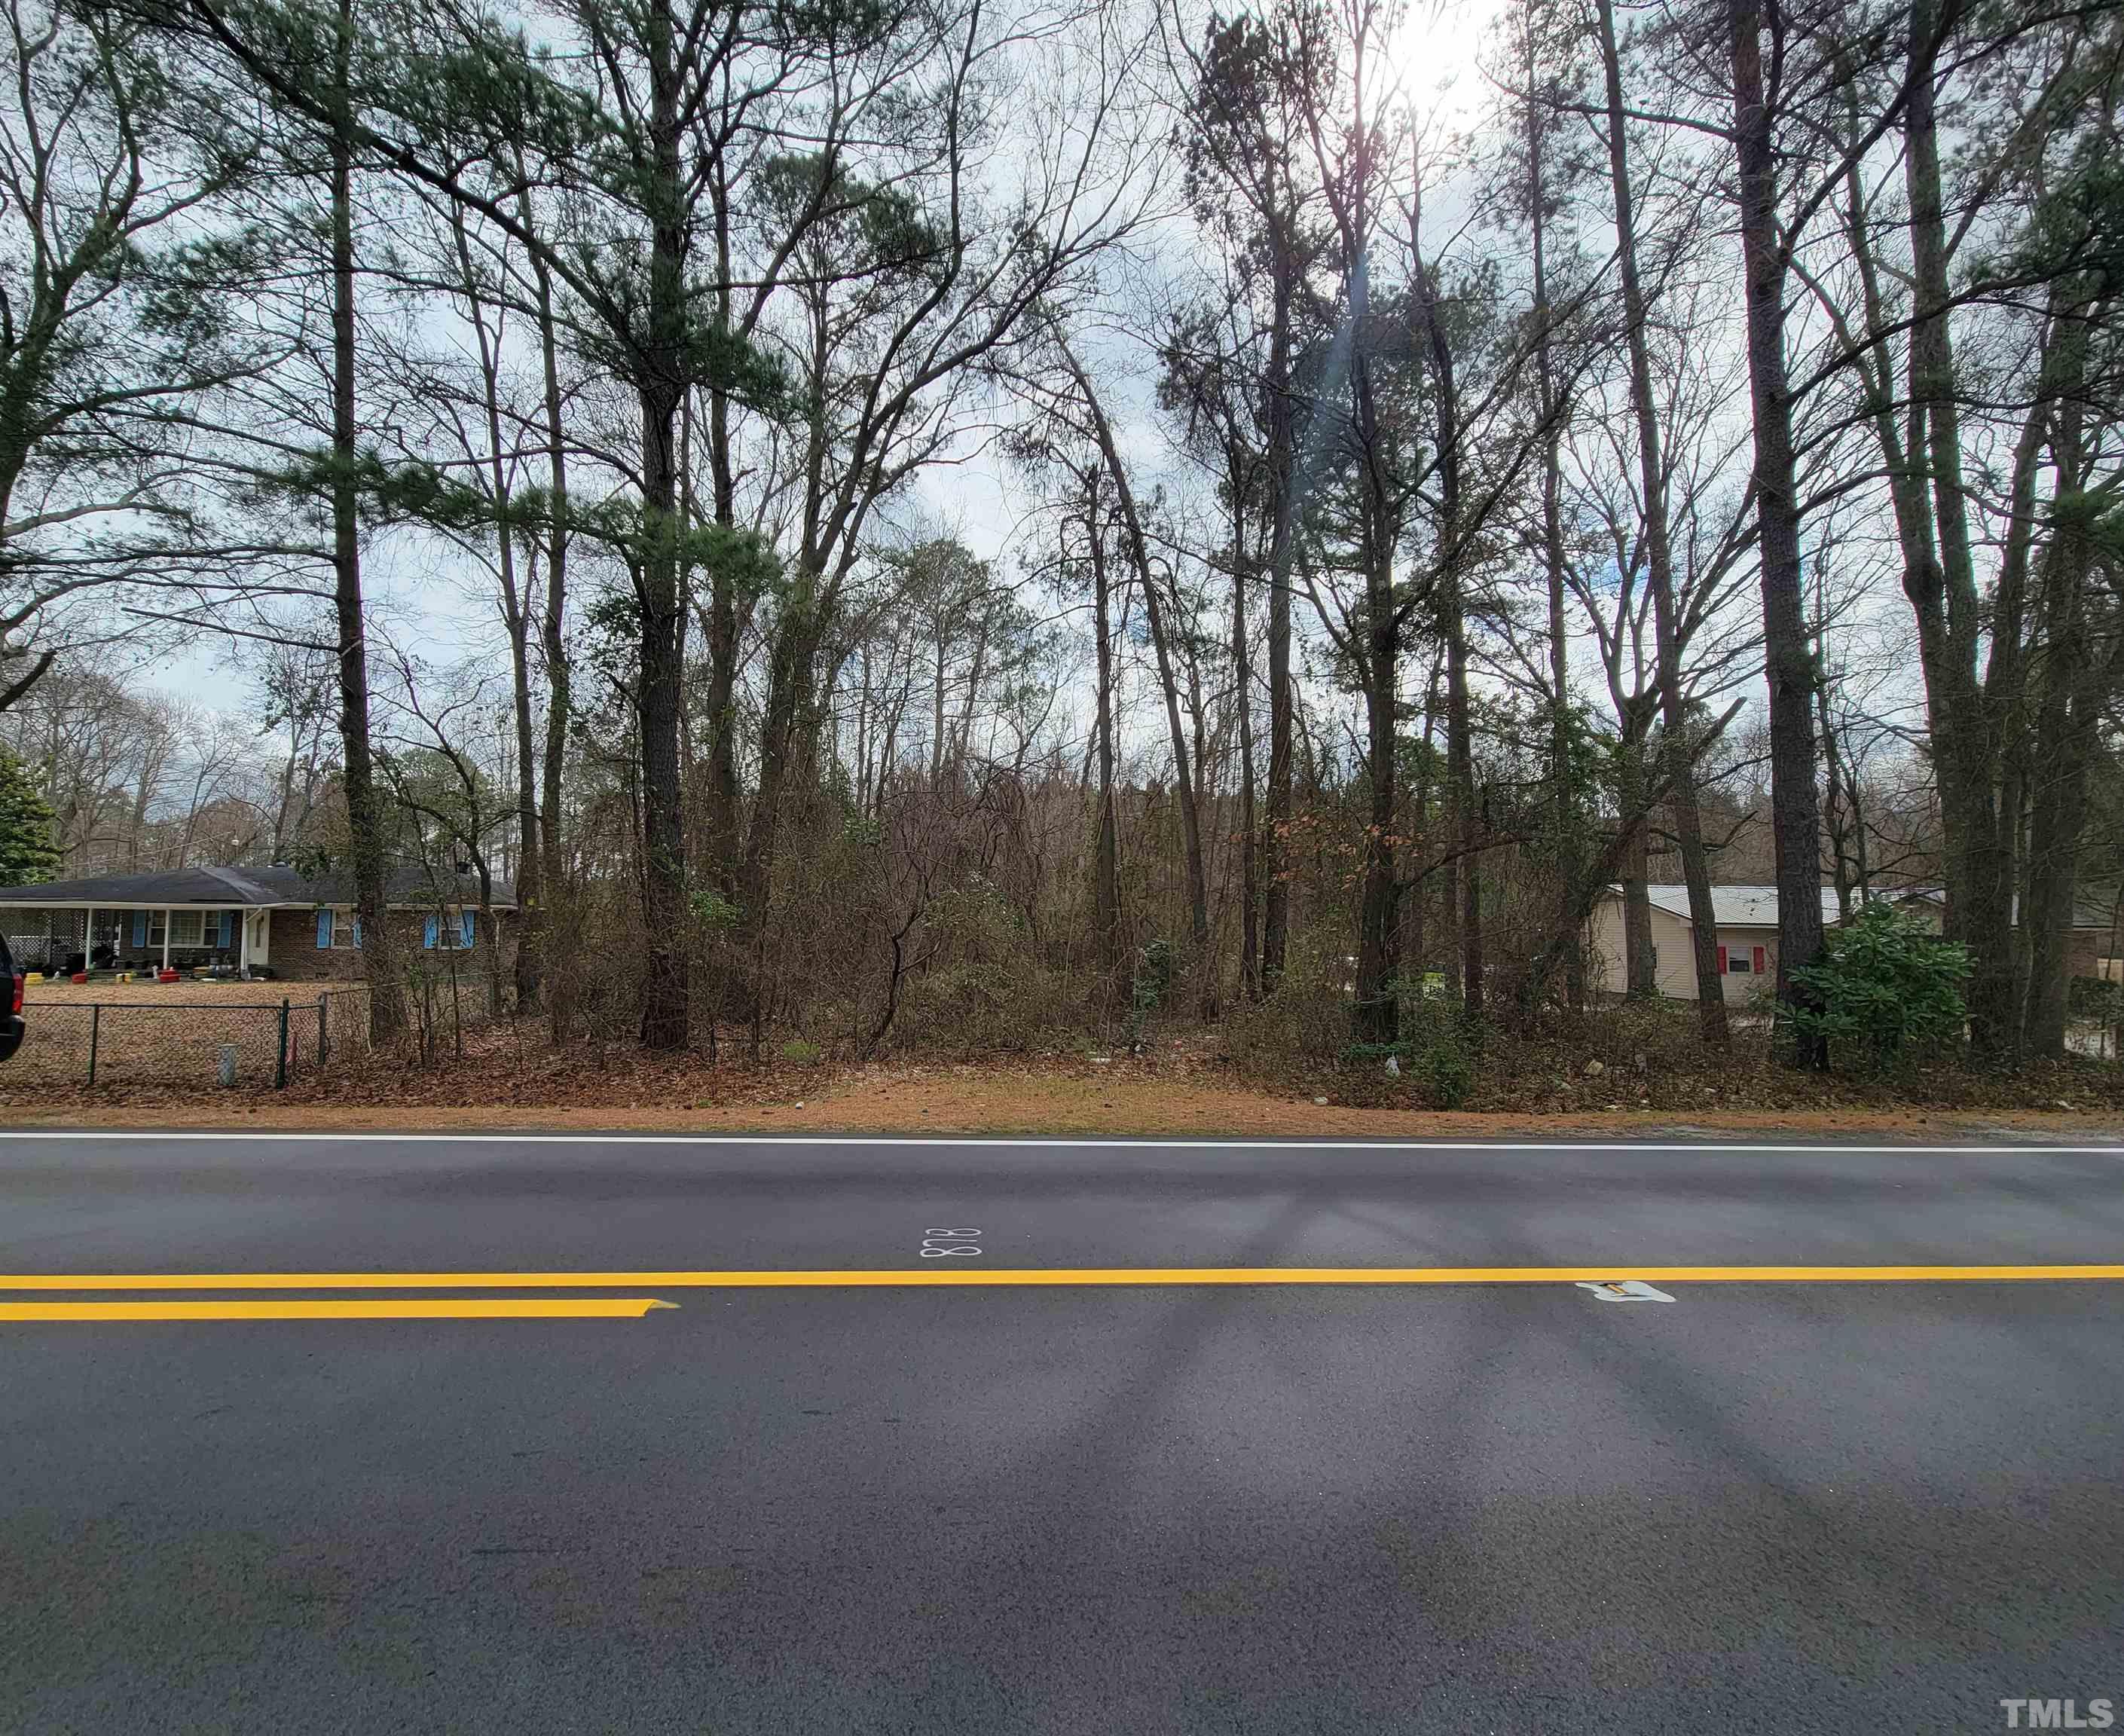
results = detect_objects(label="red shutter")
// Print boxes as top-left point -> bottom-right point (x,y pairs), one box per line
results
1717,945 -> 1728,973
1753,945 -> 1767,975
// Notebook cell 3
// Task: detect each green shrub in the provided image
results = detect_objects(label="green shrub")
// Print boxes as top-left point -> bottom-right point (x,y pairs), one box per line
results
1132,937 -> 1175,1013
1338,998 -> 1478,1108
778,1038 -> 824,1065
689,888 -> 742,933
2067,976 -> 2123,1022
1420,1022 -> 1475,1108
1788,903 -> 1970,1073
1126,937 -> 1175,1047
1224,955 -> 1352,1068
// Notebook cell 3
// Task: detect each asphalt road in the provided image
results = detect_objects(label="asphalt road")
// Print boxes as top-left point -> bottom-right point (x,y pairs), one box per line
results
3,1132 -> 2122,1734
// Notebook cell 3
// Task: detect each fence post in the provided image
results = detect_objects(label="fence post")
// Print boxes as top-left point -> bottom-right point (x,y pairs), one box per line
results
87,1003 -> 99,1087
276,998 -> 289,1090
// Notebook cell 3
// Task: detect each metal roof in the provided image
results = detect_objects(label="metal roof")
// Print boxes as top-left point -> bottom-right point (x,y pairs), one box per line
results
1889,884 -> 2120,932
0,863 -> 516,909
1635,885 -> 1830,928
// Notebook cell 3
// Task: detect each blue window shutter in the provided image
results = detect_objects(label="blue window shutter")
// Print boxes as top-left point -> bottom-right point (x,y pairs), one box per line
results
219,911 -> 234,947
352,916 -> 362,948
316,909 -> 332,948
131,911 -> 146,947
460,910 -> 475,949
423,915 -> 439,950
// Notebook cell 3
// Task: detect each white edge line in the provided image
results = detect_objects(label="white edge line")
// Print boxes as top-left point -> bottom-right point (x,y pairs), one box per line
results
0,1130 -> 2115,1154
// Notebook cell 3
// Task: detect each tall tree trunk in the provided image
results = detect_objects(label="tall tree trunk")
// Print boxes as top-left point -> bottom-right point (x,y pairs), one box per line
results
735,587 -> 822,986
1232,491 -> 1260,1002
1355,549 -> 1400,1044
703,151 -> 746,909
1618,731 -> 1657,997
1056,332 -> 1212,972
527,214 -> 573,1043
1728,0 -> 1824,1060
1443,562 -> 1480,1021
1416,234 -> 1481,1022
1261,261 -> 1296,994
126,742 -> 160,873
1599,0 -> 1727,1040
1090,484 -> 1122,989
2022,345 -> 2110,1058
329,0 -> 403,1045
1399,675 -> 1441,994
929,613 -> 948,790
634,0 -> 689,1050
1817,670 -> 1855,920
1903,0 -> 2014,1058
1529,2 -> 1582,1013
453,209 -> 542,1013
1344,218 -> 1401,1044
271,739 -> 298,860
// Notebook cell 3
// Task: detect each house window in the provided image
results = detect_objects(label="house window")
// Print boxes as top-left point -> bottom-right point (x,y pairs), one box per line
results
423,911 -> 475,949
170,911 -> 204,949
147,911 -> 167,949
1727,946 -> 1751,973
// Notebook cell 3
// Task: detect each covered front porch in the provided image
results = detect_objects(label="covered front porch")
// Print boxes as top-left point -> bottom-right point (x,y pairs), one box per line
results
0,903 -> 274,978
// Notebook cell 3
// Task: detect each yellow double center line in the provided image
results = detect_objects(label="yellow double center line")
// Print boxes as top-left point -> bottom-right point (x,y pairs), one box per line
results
3,1264 -> 2123,1322
0,1297 -> 675,1322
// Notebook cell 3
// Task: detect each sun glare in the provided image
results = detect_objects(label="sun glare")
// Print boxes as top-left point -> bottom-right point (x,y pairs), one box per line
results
1377,0 -> 1501,123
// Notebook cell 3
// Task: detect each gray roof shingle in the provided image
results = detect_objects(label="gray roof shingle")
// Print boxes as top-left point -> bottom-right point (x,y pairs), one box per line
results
0,863 -> 515,909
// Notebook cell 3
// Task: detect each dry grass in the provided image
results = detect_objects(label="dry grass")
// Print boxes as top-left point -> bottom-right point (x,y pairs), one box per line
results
2,1012 -> 2119,1138
2,980 -> 366,1089
20,977 -> 325,1007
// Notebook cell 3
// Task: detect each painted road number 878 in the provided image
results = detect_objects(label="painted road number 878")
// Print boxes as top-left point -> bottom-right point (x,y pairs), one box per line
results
921,1227 -> 981,1259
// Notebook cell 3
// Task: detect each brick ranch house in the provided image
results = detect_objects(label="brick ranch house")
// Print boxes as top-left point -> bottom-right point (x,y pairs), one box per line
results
0,864 -> 518,983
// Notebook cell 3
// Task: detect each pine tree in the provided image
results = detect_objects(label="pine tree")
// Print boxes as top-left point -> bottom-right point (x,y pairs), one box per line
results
0,745 -> 61,888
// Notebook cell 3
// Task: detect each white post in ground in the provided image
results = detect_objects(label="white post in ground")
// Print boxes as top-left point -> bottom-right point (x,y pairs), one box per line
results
160,907 -> 172,973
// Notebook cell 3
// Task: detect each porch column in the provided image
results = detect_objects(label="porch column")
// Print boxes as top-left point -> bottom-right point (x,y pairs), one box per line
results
237,910 -> 250,976
85,907 -> 93,969
160,908 -> 172,973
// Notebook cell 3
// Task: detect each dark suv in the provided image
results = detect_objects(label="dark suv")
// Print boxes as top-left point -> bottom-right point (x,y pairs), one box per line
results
0,931 -> 22,1062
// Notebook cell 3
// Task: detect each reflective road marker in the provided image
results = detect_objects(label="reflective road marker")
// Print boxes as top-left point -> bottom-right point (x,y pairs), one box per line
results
1578,1280 -> 1677,1302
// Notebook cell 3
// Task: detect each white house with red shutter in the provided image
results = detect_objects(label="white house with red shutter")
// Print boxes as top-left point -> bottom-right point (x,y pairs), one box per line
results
1587,885 -> 1848,1001
1590,882 -> 2124,1001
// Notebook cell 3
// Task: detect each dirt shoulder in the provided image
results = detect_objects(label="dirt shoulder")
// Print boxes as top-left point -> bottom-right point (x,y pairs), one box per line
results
5,1009 -> 2119,1139
2,1046 -> 2117,1142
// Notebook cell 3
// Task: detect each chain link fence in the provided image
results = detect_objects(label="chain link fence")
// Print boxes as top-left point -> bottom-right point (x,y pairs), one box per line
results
7,988 -> 373,1090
